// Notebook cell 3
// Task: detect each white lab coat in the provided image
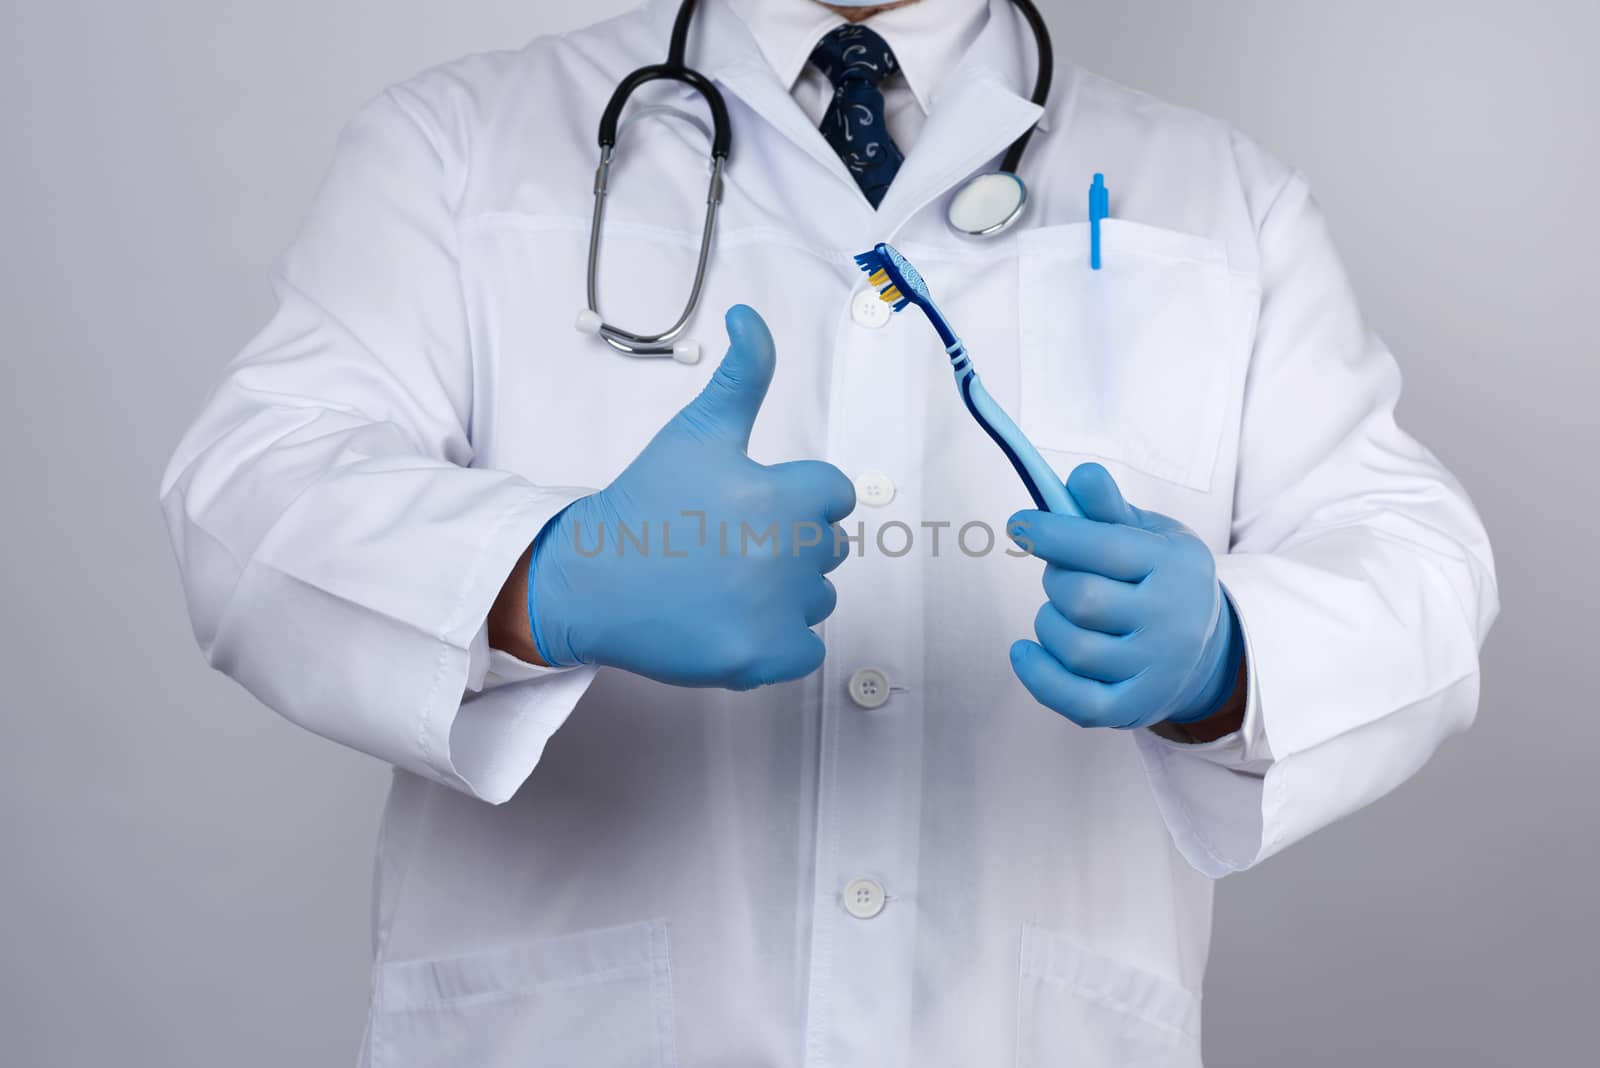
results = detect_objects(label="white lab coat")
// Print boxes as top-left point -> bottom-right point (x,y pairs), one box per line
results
160,0 -> 1498,1064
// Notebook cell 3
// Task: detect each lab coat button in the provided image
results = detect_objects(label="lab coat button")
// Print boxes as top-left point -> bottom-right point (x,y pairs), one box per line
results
848,668 -> 891,710
851,288 -> 892,329
843,877 -> 887,919
855,471 -> 896,507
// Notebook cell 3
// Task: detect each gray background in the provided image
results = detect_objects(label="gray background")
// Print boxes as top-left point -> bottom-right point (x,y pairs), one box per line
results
2,1 -> 1593,1064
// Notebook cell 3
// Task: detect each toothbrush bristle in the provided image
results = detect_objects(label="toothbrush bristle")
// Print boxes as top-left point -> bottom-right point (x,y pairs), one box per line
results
854,244 -> 914,314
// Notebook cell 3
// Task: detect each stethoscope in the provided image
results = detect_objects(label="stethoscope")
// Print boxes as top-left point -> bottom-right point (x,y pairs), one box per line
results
575,0 -> 1053,363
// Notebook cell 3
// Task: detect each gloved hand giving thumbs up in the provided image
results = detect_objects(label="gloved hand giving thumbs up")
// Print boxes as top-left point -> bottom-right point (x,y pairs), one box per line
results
527,305 -> 857,690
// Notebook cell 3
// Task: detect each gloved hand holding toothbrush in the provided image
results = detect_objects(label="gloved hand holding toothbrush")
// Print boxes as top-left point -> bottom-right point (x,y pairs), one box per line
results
1006,463 -> 1245,731
849,242 -> 1243,730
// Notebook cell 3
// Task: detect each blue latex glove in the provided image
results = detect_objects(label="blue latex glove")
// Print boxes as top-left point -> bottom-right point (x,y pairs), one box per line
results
528,305 -> 856,690
1006,463 -> 1243,729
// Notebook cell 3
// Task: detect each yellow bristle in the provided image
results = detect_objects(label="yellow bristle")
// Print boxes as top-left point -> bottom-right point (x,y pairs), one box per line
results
869,269 -> 889,286
880,286 -> 903,303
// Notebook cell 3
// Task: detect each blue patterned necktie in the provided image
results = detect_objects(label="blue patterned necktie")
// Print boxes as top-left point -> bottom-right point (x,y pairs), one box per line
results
810,24 -> 905,209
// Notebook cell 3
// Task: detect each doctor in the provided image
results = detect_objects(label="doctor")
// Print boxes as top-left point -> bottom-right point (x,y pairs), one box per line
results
161,0 -> 1497,1064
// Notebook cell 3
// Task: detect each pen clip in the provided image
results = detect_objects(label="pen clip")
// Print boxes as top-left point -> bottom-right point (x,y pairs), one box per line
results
1089,173 -> 1108,271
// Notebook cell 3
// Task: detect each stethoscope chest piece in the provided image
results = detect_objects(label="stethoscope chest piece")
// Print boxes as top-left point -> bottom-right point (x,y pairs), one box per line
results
948,171 -> 1028,237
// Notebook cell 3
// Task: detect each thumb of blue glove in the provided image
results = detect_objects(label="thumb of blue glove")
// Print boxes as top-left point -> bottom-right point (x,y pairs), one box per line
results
528,305 -> 857,691
1064,460 -> 1140,526
1007,463 -> 1243,729
674,301 -> 775,448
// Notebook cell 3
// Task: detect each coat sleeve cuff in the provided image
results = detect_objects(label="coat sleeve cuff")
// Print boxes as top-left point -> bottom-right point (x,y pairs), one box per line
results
1133,578 -> 1273,877
414,487 -> 598,804
1132,549 -> 1483,878
209,479 -> 599,808
445,660 -> 599,804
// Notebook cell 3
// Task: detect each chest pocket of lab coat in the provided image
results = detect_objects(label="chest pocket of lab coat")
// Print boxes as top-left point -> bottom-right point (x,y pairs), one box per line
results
1016,925 -> 1202,1068
1017,221 -> 1251,492
466,214 -> 716,488
366,921 -> 677,1068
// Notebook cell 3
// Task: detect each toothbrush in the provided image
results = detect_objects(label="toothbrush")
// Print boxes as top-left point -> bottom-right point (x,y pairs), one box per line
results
852,243 -> 1081,517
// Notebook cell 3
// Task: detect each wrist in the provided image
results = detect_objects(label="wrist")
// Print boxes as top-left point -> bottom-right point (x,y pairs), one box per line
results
486,541 -> 546,666
1167,592 -> 1244,726
526,503 -> 583,668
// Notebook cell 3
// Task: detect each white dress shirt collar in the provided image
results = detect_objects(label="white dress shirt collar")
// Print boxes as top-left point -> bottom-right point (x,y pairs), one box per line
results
724,0 -> 990,117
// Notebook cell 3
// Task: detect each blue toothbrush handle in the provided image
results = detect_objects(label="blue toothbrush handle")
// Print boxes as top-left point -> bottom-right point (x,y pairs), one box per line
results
924,303 -> 1080,517
960,371 -> 1081,517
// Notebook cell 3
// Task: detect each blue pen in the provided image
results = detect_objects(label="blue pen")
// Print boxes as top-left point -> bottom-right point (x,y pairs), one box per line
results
1089,173 -> 1109,270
